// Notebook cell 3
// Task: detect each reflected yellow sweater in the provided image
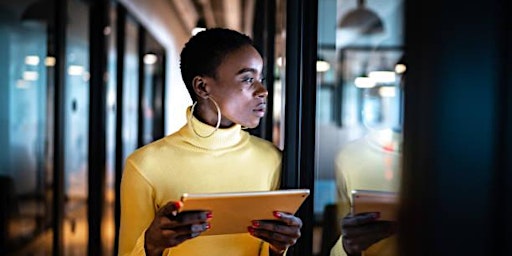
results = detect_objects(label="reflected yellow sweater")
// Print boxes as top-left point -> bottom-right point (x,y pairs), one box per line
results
330,129 -> 400,256
119,109 -> 282,256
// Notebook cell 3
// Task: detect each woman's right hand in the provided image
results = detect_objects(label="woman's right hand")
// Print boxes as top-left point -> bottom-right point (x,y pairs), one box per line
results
144,201 -> 212,256
341,212 -> 396,256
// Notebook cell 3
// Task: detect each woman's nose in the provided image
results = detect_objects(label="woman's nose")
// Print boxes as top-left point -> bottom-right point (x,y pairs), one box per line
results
255,82 -> 268,98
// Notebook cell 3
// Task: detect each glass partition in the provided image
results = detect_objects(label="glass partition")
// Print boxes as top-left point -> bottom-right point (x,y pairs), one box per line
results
314,0 -> 404,254
63,0 -> 90,253
122,16 -> 139,161
0,0 -> 54,253
141,31 -> 165,145
104,2 -> 118,255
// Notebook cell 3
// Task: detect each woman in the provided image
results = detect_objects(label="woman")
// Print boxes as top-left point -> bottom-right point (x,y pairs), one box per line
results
119,28 -> 302,256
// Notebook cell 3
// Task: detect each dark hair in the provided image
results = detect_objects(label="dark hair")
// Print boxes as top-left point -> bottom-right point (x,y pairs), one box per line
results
179,28 -> 256,101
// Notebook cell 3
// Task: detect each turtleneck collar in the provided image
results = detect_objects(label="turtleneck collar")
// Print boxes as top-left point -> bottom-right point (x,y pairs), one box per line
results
180,106 -> 245,150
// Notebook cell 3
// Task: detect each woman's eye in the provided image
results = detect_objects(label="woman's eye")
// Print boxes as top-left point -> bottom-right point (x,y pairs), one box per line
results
243,77 -> 255,83
241,76 -> 265,86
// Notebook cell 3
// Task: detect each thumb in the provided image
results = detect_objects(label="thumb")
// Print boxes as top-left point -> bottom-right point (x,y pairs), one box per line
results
158,201 -> 184,217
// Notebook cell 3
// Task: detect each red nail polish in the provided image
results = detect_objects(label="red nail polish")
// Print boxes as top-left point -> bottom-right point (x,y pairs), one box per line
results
247,226 -> 255,234
174,201 -> 183,209
205,223 -> 211,229
252,220 -> 260,227
206,211 -> 213,219
273,211 -> 282,218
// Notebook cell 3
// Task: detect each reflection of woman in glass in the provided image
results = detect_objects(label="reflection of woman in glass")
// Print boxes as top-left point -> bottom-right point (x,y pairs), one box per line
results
330,66 -> 405,256
119,28 -> 302,256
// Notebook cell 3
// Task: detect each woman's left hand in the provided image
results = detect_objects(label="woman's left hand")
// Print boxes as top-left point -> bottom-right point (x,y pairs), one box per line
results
249,211 -> 302,255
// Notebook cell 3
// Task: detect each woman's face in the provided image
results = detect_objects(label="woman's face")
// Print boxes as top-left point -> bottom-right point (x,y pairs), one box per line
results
206,45 -> 268,129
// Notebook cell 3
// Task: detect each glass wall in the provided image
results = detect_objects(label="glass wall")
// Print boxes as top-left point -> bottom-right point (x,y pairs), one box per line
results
104,2 -> 118,255
272,0 -> 287,149
0,0 -> 54,254
63,0 -> 90,254
0,0 -> 168,254
314,0 -> 404,254
141,31 -> 166,145
122,16 -> 139,162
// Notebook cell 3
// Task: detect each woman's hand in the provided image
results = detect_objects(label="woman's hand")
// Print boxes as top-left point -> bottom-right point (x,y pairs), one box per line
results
248,211 -> 302,256
144,201 -> 211,256
341,212 -> 396,256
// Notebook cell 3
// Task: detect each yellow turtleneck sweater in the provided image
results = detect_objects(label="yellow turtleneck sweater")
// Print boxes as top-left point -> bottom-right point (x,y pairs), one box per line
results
119,108 -> 282,256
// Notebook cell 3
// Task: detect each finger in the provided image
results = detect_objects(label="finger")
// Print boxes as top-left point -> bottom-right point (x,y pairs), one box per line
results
176,210 -> 212,224
158,210 -> 211,229
272,211 -> 303,227
251,220 -> 301,239
156,209 -> 213,229
342,236 -> 365,254
342,212 -> 380,227
342,221 -> 394,238
343,230 -> 393,253
158,201 -> 184,218
162,222 -> 211,238
248,226 -> 295,251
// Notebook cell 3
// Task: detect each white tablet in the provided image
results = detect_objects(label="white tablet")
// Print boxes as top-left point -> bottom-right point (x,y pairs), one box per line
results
351,189 -> 398,221
180,189 -> 310,236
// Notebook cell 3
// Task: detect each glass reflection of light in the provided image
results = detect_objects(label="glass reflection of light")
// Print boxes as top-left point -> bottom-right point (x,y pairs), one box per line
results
45,56 -> 56,66
368,70 -> 396,84
379,86 -> 396,97
276,56 -> 283,67
23,71 -> 39,81
394,63 -> 406,74
107,88 -> 116,109
16,80 -> 29,89
354,76 -> 376,88
82,71 -> 90,82
68,65 -> 84,76
143,53 -> 158,65
25,55 -> 40,66
316,60 -> 331,72
103,26 -> 111,35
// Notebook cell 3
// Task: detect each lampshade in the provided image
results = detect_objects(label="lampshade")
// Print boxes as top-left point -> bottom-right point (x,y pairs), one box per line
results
338,0 -> 384,35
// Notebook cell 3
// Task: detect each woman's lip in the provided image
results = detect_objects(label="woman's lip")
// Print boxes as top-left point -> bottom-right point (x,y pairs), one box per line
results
254,108 -> 266,117
254,103 -> 266,116
254,110 -> 265,117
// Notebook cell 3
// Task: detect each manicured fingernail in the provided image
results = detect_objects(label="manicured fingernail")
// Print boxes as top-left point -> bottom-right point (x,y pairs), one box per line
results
205,223 -> 211,229
251,220 -> 260,227
174,201 -> 183,209
273,211 -> 282,218
191,224 -> 202,232
206,211 -> 213,219
247,226 -> 255,234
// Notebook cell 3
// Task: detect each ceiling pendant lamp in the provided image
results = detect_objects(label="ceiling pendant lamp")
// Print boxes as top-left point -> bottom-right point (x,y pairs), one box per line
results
338,0 -> 384,35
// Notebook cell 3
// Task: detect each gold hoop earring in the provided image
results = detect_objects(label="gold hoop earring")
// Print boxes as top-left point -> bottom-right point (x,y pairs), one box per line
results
188,97 -> 222,138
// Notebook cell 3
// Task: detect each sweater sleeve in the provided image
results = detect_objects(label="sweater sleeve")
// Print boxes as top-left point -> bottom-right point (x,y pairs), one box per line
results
118,158 -> 156,256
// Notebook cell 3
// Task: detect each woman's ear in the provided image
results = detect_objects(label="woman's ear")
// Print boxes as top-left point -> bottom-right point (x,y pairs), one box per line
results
192,76 -> 209,99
